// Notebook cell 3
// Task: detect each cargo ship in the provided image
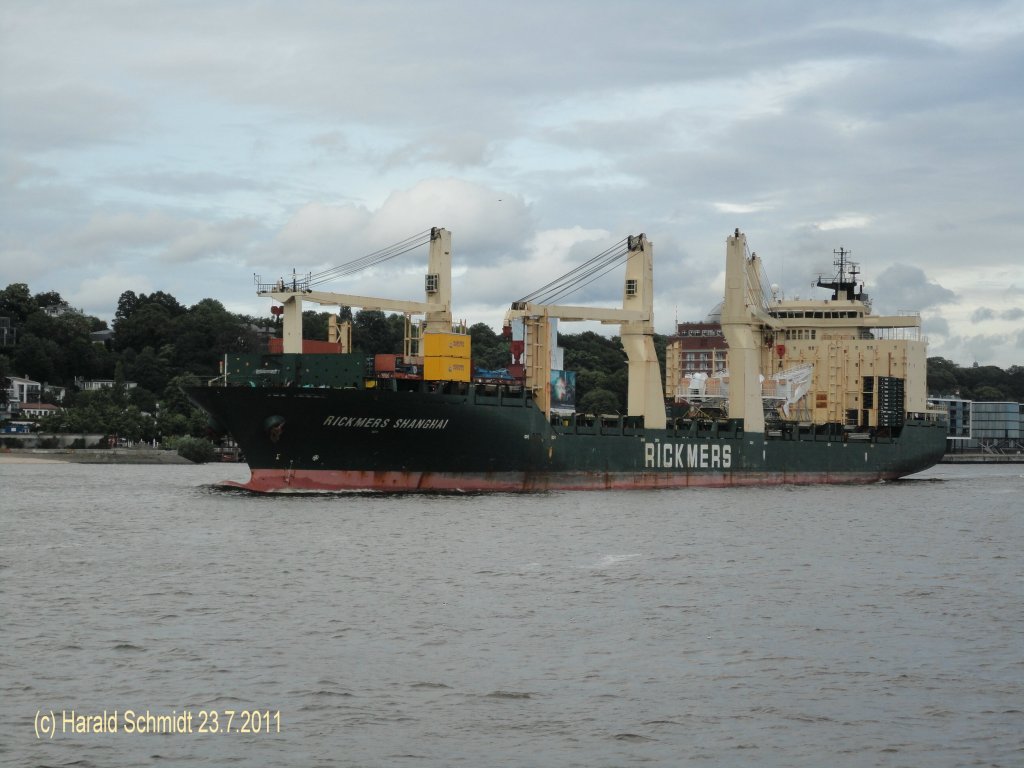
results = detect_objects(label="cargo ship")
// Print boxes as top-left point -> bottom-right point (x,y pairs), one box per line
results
187,227 -> 947,492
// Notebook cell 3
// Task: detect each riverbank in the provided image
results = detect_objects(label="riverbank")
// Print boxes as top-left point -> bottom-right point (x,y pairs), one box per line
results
941,453 -> 1024,464
0,448 -> 193,464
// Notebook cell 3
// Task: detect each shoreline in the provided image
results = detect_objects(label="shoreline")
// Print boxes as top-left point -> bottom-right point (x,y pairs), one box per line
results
941,454 -> 1024,464
0,448 -> 193,465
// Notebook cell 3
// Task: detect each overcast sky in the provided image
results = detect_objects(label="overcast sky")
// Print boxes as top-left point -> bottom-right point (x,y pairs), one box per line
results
2,1 -> 1022,366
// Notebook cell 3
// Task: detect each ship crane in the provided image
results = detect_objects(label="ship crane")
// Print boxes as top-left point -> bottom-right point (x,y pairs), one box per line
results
721,229 -> 783,434
504,233 -> 666,429
256,227 -> 454,354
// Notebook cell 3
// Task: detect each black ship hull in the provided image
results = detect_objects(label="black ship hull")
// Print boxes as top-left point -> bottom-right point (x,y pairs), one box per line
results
187,384 -> 948,493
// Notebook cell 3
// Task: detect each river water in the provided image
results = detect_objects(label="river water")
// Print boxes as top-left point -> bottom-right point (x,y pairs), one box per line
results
1,461 -> 1021,767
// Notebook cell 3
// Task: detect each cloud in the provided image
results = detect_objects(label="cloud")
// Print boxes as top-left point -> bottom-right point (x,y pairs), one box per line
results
110,171 -> 268,197
161,219 -> 262,264
0,83 -> 146,153
70,274 -> 155,322
869,264 -> 957,314
274,202 -> 373,262
383,132 -> 496,170
457,226 -> 615,317
942,333 -> 1013,366
2,1 -> 1022,366
922,314 -> 950,338
814,215 -> 872,231
369,179 -> 532,262
67,212 -> 183,257
712,201 -> 776,215
971,307 -> 996,322
269,178 -> 532,272
61,212 -> 263,266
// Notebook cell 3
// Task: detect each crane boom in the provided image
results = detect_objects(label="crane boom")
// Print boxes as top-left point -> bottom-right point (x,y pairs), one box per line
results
507,302 -> 646,324
260,227 -> 452,354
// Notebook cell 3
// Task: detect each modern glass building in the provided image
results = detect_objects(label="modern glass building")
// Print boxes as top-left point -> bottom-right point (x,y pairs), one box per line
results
928,398 -> 1023,452
971,401 -> 1022,444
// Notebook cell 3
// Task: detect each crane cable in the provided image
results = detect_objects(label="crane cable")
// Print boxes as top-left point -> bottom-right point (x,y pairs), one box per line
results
745,242 -> 775,315
306,230 -> 433,288
515,238 -> 630,305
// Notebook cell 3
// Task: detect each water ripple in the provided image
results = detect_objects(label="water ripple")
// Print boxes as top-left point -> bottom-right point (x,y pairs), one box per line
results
1,462 -> 1021,767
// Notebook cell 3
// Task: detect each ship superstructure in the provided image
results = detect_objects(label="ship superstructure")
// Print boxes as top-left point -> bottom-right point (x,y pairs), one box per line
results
671,233 -> 929,436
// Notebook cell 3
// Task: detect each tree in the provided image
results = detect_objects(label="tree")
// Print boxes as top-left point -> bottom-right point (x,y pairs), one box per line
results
387,313 -> 407,351
574,367 -> 608,399
561,331 -> 628,371
114,301 -> 174,353
0,283 -> 35,324
161,373 -> 207,433
469,322 -> 509,370
40,387 -> 155,441
958,364 -> 1010,400
20,312 -> 58,342
302,310 -> 331,341
579,388 -> 620,414
112,361 -> 128,405
352,310 -> 403,355
167,299 -> 251,375
110,404 -> 156,442
924,356 -> 1018,400
33,290 -> 64,309
605,366 -> 629,410
559,331 -> 629,411
927,357 -> 960,396
128,387 -> 157,414
13,334 -> 60,383
1009,366 -> 1024,401
115,290 -> 139,321
145,290 -> 186,317
0,354 -> 9,406
127,346 -> 170,392
175,436 -> 218,463
61,336 -> 102,383
18,312 -> 100,384
973,385 -> 1005,401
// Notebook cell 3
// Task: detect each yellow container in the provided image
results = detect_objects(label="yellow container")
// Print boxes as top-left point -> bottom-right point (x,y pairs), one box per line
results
422,332 -> 471,359
424,356 -> 471,382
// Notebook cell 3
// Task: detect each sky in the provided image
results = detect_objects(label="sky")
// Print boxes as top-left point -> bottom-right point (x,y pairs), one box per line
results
1,0 -> 1022,367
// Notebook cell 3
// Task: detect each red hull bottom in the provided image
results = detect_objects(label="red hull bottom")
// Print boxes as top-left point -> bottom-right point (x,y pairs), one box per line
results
221,468 -> 905,493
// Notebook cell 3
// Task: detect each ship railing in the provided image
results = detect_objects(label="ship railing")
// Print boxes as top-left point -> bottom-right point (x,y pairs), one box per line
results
666,417 -> 740,439
913,409 -> 948,424
471,382 -> 529,407
549,412 -> 645,436
255,273 -> 312,294
870,326 -> 923,341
